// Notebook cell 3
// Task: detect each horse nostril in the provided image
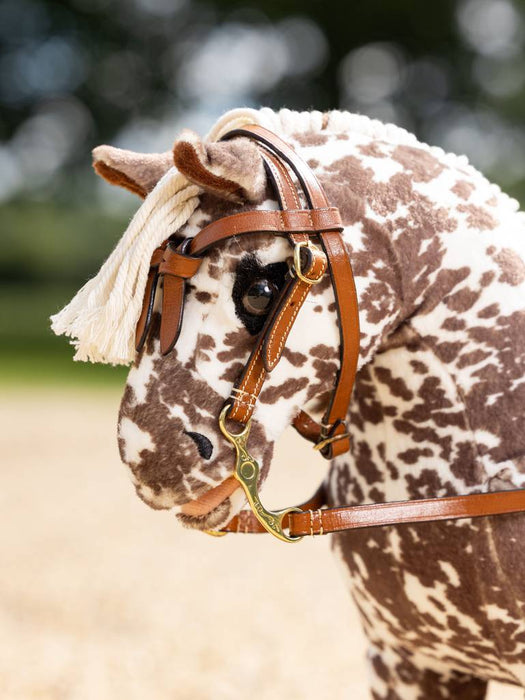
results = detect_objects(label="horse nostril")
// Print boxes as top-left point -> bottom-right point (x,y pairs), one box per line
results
184,431 -> 213,460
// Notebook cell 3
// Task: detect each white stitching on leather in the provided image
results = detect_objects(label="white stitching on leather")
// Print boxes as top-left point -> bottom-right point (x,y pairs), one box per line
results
264,157 -> 289,208
265,254 -> 325,370
277,159 -> 301,209
232,344 -> 264,422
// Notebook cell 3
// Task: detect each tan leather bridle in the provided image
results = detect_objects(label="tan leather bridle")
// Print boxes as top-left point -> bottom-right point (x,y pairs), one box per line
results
137,124 -> 525,542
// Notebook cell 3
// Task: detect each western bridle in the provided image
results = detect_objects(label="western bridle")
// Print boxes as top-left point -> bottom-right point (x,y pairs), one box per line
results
137,124 -> 525,542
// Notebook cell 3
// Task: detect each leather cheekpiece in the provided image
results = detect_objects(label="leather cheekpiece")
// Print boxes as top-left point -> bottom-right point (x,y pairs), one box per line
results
135,244 -> 167,352
159,238 -> 202,355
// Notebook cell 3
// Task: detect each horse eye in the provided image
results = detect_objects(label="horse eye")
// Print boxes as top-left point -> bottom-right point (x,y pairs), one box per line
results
242,279 -> 277,316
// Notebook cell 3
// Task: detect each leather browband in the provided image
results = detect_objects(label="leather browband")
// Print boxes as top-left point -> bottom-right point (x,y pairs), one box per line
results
135,124 -> 525,538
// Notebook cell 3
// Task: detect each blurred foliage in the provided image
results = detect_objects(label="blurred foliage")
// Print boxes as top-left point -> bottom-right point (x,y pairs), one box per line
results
1,202 -> 128,285
1,0 -> 525,382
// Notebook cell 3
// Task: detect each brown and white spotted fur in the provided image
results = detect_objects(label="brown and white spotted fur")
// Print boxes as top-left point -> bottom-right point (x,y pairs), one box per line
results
93,109 -> 525,698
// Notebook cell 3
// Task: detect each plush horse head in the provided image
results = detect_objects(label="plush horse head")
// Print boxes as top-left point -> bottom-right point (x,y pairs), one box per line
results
92,124 -> 352,532
89,109 -> 525,538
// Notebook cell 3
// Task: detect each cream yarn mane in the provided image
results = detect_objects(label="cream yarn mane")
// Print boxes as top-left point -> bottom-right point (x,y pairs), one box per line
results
51,107 -> 522,365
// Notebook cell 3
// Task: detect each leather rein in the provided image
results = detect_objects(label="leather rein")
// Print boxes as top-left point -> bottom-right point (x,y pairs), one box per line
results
137,124 -> 525,542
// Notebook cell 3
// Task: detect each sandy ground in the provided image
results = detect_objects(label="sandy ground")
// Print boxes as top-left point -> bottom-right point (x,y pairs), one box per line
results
1,387 -> 523,700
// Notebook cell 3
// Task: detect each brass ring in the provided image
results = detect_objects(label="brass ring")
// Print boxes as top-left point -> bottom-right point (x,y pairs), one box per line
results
293,241 -> 324,285
219,403 -> 251,440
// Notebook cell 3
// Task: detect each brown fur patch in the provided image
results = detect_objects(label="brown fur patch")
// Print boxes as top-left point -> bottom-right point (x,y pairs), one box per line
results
451,180 -> 475,200
173,132 -> 266,203
92,146 -> 173,197
173,140 -> 243,202
260,377 -> 309,403
493,248 -> 525,286
93,160 -> 147,198
458,203 -> 498,230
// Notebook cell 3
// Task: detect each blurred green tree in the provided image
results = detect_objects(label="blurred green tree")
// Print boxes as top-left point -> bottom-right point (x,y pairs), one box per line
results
1,0 -> 524,380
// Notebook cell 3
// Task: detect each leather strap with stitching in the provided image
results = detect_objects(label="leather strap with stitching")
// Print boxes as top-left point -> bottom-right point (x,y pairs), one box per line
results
136,243 -> 167,351
220,485 -> 525,536
227,241 -> 328,424
137,135 -> 358,449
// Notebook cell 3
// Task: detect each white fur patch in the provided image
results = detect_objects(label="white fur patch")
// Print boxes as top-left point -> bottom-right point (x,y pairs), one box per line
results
119,417 -> 155,465
127,352 -> 157,404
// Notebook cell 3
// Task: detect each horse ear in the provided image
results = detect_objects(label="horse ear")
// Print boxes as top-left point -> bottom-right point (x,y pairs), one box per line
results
173,130 -> 266,203
92,145 -> 174,199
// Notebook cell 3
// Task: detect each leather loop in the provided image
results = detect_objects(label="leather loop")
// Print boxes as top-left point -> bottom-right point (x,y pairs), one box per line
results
159,244 -> 202,279
291,410 -> 322,444
316,419 -> 350,459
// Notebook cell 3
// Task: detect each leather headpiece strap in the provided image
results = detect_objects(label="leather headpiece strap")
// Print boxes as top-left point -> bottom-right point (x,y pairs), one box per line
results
136,125 -> 525,541
137,124 -> 360,459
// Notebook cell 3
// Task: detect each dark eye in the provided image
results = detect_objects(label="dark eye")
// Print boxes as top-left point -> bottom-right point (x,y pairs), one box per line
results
233,255 -> 288,335
242,279 -> 277,316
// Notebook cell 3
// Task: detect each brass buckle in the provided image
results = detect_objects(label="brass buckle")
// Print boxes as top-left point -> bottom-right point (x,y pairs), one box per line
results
313,421 -> 349,452
292,240 -> 324,285
219,405 -> 303,543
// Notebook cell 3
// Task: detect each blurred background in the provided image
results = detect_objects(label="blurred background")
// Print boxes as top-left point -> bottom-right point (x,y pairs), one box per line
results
2,1 -> 525,698
2,0 -> 525,381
